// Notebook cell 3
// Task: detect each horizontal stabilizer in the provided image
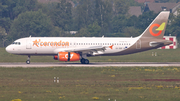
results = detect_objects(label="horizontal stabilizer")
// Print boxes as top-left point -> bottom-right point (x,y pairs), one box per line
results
149,40 -> 173,47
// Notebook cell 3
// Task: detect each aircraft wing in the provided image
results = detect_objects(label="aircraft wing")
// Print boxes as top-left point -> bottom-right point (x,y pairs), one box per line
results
54,46 -> 108,54
69,46 -> 106,53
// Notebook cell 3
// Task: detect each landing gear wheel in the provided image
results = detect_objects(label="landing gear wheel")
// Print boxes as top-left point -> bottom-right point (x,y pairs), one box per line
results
81,59 -> 85,64
84,59 -> 89,64
80,58 -> 89,64
26,55 -> 31,64
26,60 -> 30,64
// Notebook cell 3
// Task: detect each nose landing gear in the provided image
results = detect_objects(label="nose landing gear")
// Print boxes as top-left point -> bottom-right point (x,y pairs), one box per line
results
26,55 -> 30,64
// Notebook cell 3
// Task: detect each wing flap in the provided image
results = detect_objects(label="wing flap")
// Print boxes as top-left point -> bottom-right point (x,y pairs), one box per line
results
54,46 -> 106,54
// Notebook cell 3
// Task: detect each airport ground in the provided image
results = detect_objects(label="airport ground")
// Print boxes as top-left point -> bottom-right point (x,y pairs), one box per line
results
0,48 -> 180,63
1,48 -> 180,101
1,67 -> 180,101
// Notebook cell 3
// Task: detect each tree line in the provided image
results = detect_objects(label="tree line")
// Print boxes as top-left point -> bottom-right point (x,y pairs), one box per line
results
0,0 -> 180,47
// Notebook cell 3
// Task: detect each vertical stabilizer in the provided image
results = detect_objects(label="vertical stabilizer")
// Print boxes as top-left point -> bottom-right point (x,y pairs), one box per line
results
139,11 -> 170,39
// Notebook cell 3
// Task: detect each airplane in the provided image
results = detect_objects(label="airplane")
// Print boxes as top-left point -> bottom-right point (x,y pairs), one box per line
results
6,11 -> 172,64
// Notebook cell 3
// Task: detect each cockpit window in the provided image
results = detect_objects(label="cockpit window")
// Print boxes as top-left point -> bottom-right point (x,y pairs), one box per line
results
12,42 -> 21,45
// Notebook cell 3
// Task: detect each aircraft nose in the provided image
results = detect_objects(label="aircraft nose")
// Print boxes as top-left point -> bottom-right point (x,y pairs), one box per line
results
6,45 -> 12,53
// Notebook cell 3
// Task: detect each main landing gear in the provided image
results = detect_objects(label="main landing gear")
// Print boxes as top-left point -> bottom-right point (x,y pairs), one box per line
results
80,58 -> 89,64
26,55 -> 30,64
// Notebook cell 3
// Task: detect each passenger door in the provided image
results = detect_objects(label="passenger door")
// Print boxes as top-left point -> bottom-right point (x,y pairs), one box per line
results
26,39 -> 32,49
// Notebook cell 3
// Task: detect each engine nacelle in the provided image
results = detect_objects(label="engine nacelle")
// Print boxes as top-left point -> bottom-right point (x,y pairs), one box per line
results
56,52 -> 80,61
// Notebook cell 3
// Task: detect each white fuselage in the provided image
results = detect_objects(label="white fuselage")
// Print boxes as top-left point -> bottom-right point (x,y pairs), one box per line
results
6,37 -> 139,56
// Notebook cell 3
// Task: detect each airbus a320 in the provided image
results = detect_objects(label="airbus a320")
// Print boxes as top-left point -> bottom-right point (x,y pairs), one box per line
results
6,11 -> 172,64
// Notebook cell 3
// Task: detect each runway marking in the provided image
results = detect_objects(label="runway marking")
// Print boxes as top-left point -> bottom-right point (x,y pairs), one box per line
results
0,62 -> 180,67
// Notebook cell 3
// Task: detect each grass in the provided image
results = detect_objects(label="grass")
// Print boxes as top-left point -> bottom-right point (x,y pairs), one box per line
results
1,48 -> 180,100
1,67 -> 180,101
1,47 -> 180,63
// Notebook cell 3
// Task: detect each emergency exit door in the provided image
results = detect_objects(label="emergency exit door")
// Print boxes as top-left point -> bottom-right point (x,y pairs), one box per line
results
136,40 -> 141,49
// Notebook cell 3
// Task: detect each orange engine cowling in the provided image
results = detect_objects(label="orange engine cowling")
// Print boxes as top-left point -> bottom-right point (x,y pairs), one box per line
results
57,52 -> 80,61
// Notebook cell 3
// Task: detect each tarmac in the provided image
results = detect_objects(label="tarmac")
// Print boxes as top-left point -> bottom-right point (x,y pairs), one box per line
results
0,62 -> 180,67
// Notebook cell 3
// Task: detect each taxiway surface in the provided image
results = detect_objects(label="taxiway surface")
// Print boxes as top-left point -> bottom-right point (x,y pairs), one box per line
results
0,62 -> 180,67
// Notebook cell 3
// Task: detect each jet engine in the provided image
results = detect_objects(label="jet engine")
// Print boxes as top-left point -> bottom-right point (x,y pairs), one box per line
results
54,52 -> 80,61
